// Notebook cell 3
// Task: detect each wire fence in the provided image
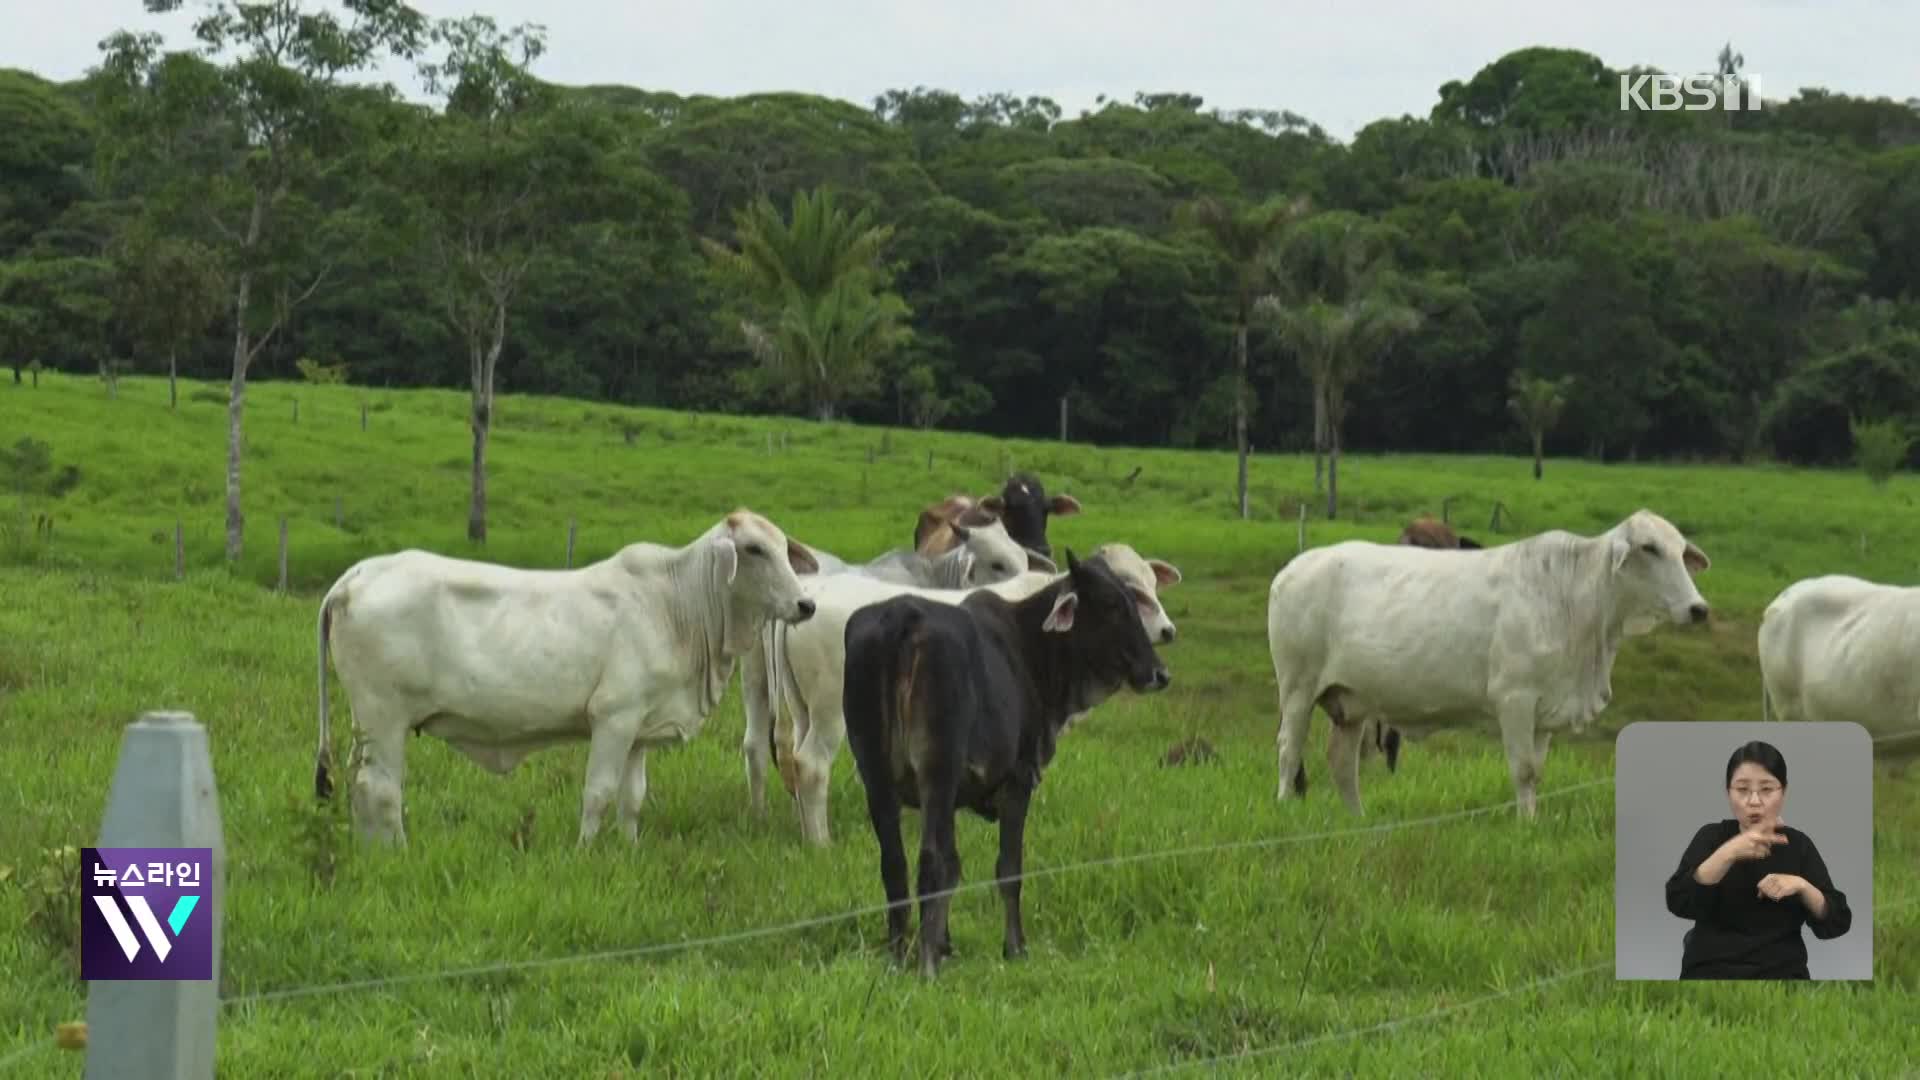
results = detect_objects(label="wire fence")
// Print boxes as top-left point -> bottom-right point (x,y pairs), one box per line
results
7,729 -> 1917,1074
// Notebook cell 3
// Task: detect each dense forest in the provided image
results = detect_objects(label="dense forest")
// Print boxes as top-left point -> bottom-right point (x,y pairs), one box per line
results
3,3 -> 1919,551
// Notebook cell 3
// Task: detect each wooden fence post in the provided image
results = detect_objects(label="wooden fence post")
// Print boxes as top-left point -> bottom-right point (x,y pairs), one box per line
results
333,498 -> 343,530
292,399 -> 298,425
566,519 -> 577,569
360,402 -> 367,432
927,449 -> 934,472
1059,396 -> 1068,442
1441,496 -> 1454,525
1297,503 -> 1307,553
82,710 -> 226,1080
277,518 -> 288,593
174,521 -> 184,581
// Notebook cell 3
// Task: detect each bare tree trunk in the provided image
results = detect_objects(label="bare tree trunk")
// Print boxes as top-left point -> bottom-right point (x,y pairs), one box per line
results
467,302 -> 508,544
1325,416 -> 1341,520
169,347 -> 178,410
225,266 -> 254,564
1311,382 -> 1327,495
468,402 -> 489,543
1532,431 -> 1544,479
1234,321 -> 1250,520
225,359 -> 246,561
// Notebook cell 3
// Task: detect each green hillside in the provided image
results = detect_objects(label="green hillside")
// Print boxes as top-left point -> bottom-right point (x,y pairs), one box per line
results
1,372 -> 1915,1076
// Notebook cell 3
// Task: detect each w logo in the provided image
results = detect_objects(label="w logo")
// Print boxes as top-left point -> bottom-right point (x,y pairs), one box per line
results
80,847 -> 214,981
90,894 -> 201,963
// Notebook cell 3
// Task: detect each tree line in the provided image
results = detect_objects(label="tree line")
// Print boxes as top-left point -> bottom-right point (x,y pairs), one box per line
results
2,3 -> 1918,556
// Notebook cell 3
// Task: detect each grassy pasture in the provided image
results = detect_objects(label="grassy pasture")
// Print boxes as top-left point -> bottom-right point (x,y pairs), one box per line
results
2,371 -> 1918,1076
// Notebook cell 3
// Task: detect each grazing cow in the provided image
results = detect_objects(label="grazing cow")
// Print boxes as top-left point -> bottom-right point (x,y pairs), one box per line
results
742,544 -> 1181,845
1397,515 -> 1482,550
1267,509 -> 1710,818
913,472 -> 1082,559
1759,575 -> 1920,745
314,510 -> 821,847
842,548 -> 1172,977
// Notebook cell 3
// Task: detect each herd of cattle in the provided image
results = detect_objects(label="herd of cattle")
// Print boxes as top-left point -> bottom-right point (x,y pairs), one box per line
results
307,472 -> 1918,976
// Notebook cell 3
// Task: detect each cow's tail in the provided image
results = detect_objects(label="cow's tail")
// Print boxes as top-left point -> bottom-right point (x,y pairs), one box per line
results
1761,682 -> 1775,724
314,570 -> 353,801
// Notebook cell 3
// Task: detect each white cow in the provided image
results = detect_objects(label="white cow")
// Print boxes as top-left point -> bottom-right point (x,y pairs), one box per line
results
1759,575 -> 1920,745
743,543 -> 1183,845
314,510 -> 821,846
1267,509 -> 1711,819
818,517 -> 1056,589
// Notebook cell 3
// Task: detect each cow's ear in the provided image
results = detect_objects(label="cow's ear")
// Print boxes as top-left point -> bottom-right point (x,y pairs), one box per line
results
1042,591 -> 1078,633
978,495 -> 1006,516
786,538 -> 819,575
712,534 -> 738,585
1050,494 -> 1081,516
948,522 -> 971,543
1609,534 -> 1630,574
1025,548 -> 1056,573
1147,559 -> 1182,587
1682,541 -> 1710,574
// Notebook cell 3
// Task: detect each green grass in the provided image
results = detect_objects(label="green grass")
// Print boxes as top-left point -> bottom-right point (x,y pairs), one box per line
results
3,370 -> 1918,1076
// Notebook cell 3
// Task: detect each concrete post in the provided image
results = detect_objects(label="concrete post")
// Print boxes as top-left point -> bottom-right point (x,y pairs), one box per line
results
84,711 -> 226,1080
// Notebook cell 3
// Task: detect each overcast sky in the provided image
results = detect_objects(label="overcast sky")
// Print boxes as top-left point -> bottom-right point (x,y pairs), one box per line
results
5,1 -> 1913,141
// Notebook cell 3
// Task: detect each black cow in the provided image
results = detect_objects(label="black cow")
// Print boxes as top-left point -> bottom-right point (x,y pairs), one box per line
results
841,548 -> 1171,977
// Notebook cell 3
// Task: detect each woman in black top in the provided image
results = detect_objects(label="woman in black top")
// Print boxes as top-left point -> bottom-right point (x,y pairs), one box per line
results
1664,740 -> 1853,979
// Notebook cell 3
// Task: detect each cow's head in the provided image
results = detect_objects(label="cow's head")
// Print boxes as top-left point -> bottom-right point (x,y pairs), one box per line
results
710,509 -> 818,628
1042,547 -> 1171,697
977,473 -> 1080,560
1606,509 -> 1711,635
950,518 -> 1058,586
1088,543 -> 1182,644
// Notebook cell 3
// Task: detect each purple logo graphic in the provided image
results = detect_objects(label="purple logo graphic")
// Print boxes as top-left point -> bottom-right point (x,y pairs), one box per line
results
80,847 -> 213,981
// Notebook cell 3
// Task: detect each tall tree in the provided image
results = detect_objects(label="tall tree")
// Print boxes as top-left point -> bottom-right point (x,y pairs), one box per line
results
1176,193 -> 1311,519
1256,212 -> 1422,517
401,14 -> 630,543
94,0 -> 427,562
1507,369 -> 1573,479
702,187 -> 914,421
109,217 -> 226,409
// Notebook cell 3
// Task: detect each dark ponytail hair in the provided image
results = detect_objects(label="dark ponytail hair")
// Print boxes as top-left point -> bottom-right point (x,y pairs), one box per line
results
1725,740 -> 1787,788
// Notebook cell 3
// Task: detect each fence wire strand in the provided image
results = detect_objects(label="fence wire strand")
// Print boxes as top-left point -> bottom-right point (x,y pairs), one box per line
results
1119,893 -> 1920,1078
224,777 -> 1614,1007
1112,961 -> 1615,1079
7,727 -> 1914,1072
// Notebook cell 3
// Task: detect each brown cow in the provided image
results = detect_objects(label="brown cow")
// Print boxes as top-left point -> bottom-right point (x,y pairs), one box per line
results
1397,515 -> 1483,550
913,473 -> 1081,560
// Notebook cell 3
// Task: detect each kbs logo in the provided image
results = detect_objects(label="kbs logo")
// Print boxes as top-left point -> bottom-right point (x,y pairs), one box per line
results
80,847 -> 214,981
1619,72 -> 1763,112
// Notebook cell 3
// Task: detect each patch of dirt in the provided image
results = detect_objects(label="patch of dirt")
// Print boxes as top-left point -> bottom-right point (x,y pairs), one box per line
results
1161,737 -> 1219,767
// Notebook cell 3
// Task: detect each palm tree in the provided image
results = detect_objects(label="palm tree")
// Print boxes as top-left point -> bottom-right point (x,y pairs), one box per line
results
739,277 -> 914,421
1258,293 -> 1421,518
1507,369 -> 1573,479
1176,193 -> 1312,519
1255,212 -> 1421,516
703,187 -> 912,420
